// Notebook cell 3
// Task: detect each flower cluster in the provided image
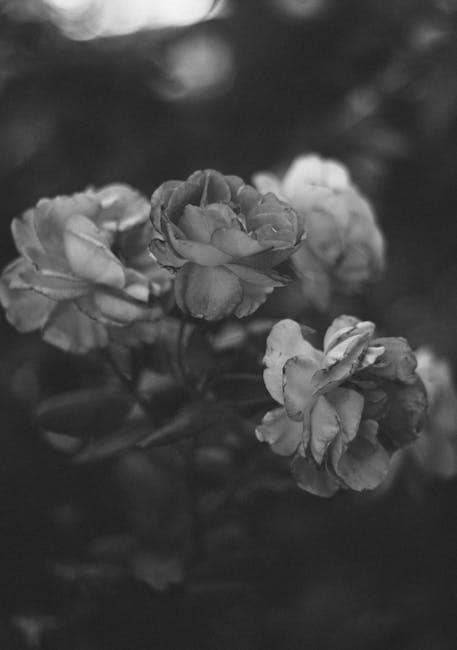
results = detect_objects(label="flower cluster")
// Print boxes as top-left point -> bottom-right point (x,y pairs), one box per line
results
253,155 -> 385,310
150,169 -> 305,320
256,316 -> 427,496
0,163 -> 433,501
0,184 -> 170,353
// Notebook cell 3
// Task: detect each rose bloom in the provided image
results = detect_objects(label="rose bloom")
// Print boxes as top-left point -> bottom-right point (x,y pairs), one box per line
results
150,169 -> 305,321
253,155 -> 385,310
389,347 -> 457,481
256,316 -> 427,496
0,184 -> 171,354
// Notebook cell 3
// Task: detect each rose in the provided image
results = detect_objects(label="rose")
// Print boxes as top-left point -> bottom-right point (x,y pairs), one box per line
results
392,348 -> 457,481
0,184 -> 170,353
253,155 -> 385,310
150,169 -> 305,321
256,316 -> 426,496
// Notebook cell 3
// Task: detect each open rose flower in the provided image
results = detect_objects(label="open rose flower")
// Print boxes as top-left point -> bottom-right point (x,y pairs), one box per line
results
256,316 -> 427,497
0,184 -> 171,354
253,155 -> 385,310
150,169 -> 305,320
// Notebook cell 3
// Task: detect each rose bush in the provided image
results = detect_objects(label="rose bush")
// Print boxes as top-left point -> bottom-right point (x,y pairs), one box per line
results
256,316 -> 427,496
0,184 -> 170,353
253,155 -> 385,310
150,169 -> 305,320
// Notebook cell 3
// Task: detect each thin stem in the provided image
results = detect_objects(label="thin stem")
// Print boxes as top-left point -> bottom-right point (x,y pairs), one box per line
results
187,434 -> 204,564
177,319 -> 188,386
101,348 -> 152,415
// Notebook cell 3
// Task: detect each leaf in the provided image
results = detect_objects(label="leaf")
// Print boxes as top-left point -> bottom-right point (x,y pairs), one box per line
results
73,418 -> 153,462
137,371 -> 188,423
36,388 -> 133,438
136,402 -> 222,448
42,430 -> 85,454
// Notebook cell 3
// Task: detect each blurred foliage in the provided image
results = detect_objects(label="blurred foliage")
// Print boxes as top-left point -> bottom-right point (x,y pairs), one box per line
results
2,0 -> 457,648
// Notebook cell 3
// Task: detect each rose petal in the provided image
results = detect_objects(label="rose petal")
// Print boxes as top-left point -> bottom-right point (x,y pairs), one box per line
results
11,265 -> 88,300
150,180 -> 182,229
234,281 -> 272,318
311,324 -> 375,394
149,239 -> 186,269
323,315 -> 361,352
199,170 -> 232,204
174,264 -> 243,321
282,155 -> 351,199
0,259 -> 56,332
239,244 -> 301,270
332,420 -> 390,491
43,302 -> 108,353
292,245 -> 331,312
283,355 -> 321,422
166,181 -> 203,222
326,387 -> 364,442
92,184 -> 150,232
224,174 -> 245,199
64,215 -> 125,288
35,195 -> 99,263
291,454 -> 340,497
177,205 -> 216,243
310,395 -> 341,464
325,322 -> 375,365
252,172 -> 285,200
263,319 -> 324,404
92,290 -> 154,325
255,407 -> 303,456
211,228 -> 265,257
254,224 -> 297,247
11,211 -> 50,266
236,184 -> 261,215
178,204 -> 238,244
367,337 -> 417,383
165,220 -> 232,266
306,208 -> 344,265
247,194 -> 297,233
225,263 -> 287,287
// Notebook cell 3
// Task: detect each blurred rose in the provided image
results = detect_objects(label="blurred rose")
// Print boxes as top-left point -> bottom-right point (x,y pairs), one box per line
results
0,184 -> 171,353
390,348 -> 457,482
253,155 -> 385,310
256,316 -> 426,497
150,169 -> 305,320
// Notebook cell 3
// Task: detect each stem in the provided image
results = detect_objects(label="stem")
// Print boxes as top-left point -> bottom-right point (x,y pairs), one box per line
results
101,348 -> 152,415
187,434 -> 204,564
177,319 -> 188,386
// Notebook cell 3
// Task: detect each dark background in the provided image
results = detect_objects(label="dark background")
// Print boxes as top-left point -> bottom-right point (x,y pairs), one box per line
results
1,1 -> 457,648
